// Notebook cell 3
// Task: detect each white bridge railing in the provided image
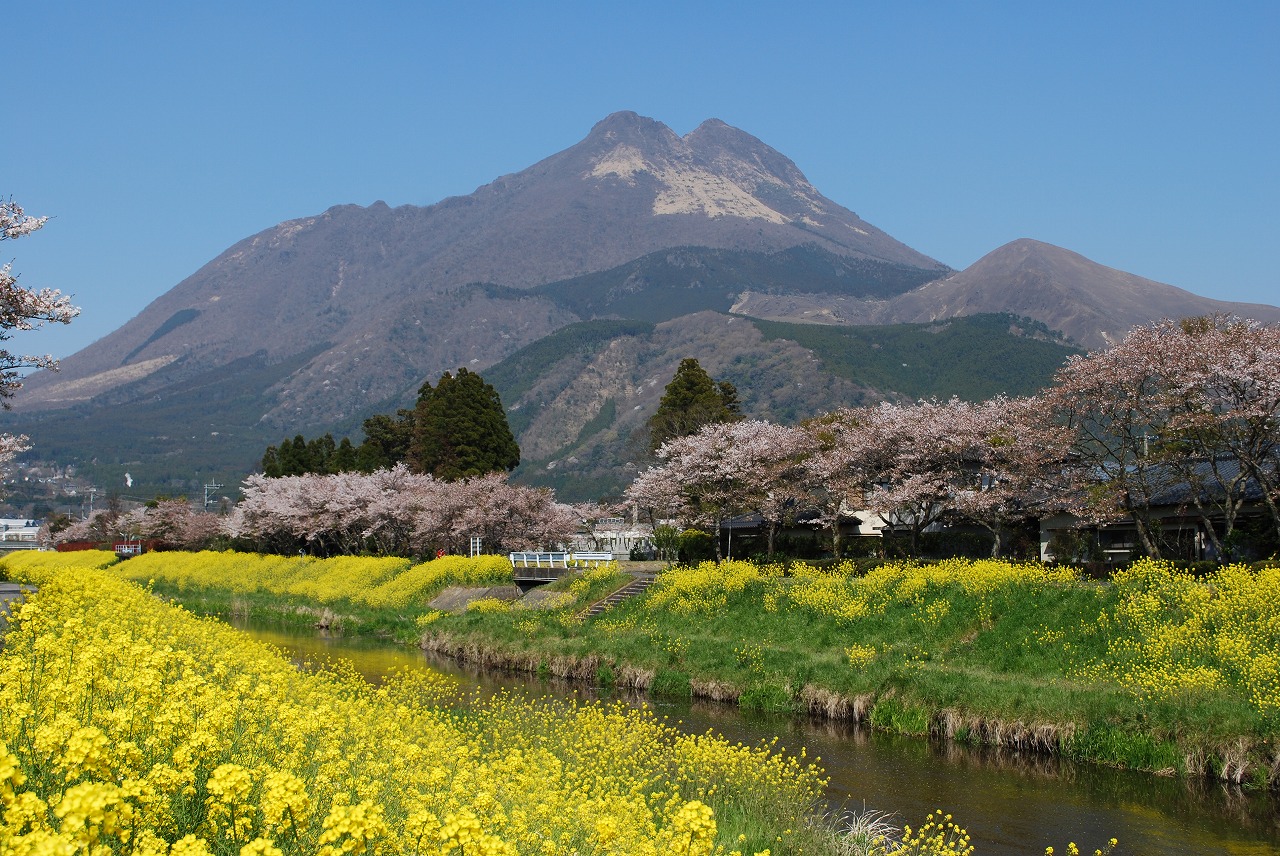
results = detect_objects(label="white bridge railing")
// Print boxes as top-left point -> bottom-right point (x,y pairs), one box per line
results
508,552 -> 615,578
508,551 -> 614,567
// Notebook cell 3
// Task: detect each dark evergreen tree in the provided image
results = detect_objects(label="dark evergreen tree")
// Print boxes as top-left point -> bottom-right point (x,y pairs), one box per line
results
647,358 -> 743,453
262,433 -> 336,476
259,369 -> 520,480
355,409 -> 415,473
276,435 -> 310,476
716,380 -> 743,419
261,444 -> 283,478
331,437 -> 358,473
408,368 -> 519,480
306,434 -> 337,473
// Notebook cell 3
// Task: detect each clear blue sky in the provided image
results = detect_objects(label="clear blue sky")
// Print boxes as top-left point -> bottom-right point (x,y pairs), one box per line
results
10,1 -> 1278,360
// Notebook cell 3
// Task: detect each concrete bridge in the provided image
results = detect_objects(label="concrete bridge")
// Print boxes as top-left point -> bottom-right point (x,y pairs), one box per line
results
508,552 -> 616,590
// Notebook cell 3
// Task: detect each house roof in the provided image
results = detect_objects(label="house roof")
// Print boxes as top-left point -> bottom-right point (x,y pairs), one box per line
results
1145,457 -> 1266,507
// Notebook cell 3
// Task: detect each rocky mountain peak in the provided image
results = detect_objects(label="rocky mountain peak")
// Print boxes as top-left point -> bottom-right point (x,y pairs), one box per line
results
584,110 -> 682,151
579,112 -> 820,227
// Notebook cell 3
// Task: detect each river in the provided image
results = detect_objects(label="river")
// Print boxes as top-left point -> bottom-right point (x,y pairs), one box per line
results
237,621 -> 1280,856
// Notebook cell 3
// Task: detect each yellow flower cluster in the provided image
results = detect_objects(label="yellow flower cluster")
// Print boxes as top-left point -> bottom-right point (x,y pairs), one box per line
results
565,564 -> 621,599
1,550 -> 119,576
784,560 -> 1076,626
0,562 -> 819,855
79,550 -> 513,610
645,561 -> 782,615
844,643 -> 877,670
883,810 -> 972,856
465,597 -> 511,614
362,555 -> 513,608
1102,559 -> 1280,716
647,558 -> 1077,633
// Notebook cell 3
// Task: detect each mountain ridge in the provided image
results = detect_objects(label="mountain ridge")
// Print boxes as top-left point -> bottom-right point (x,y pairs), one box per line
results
730,238 -> 1280,349
15,111 -> 948,420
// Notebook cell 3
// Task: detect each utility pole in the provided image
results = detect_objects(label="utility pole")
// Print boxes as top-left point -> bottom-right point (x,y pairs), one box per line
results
203,481 -> 224,511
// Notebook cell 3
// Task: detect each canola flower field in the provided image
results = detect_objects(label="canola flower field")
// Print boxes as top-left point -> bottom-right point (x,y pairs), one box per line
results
1,558 -> 842,856
5,549 -> 1276,793
73,550 -> 526,642
105,550 -> 516,610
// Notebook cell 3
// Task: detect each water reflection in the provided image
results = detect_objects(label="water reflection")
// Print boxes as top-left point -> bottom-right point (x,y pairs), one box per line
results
236,620 -> 1280,856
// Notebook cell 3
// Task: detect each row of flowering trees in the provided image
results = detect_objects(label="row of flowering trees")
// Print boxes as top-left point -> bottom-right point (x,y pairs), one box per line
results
225,466 -> 577,556
626,316 -> 1280,560
53,498 -> 223,552
625,399 -> 1066,559
54,467 -> 580,558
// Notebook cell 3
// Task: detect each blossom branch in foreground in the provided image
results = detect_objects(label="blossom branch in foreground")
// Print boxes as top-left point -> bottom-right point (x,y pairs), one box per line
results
0,198 -> 80,464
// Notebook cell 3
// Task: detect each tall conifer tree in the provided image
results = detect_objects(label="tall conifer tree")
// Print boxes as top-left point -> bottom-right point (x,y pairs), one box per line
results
647,358 -> 743,453
409,368 -> 520,480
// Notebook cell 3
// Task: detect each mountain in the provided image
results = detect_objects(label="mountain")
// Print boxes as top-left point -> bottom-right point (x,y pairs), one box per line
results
882,239 -> 1280,349
732,239 -> 1280,350
14,111 -> 947,425
4,112 -> 1276,503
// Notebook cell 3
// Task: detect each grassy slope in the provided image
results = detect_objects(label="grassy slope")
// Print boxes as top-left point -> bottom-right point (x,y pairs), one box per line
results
531,245 -> 943,322
2,346 -> 341,498
750,313 -> 1082,401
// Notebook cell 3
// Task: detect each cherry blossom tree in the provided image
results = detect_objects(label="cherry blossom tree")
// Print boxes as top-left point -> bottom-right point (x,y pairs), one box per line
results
224,466 -> 576,558
51,508 -> 120,546
631,420 -> 803,561
0,199 -> 81,462
660,421 -> 758,560
448,473 -> 578,554
624,463 -> 688,532
801,400 -> 1029,558
1144,316 -> 1280,552
855,399 -> 997,556
117,498 -> 223,551
743,422 -> 814,557
1042,317 -> 1280,557
949,395 -> 1076,556
799,408 -> 887,559
1040,325 -> 1183,557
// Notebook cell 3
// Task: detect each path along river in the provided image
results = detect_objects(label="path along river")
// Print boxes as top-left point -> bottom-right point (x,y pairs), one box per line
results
236,620 -> 1280,856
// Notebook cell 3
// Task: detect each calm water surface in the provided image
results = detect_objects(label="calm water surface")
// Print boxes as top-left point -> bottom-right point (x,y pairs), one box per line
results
236,621 -> 1280,856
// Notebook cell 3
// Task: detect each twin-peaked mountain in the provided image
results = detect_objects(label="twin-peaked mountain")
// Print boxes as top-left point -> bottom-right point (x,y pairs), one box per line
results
7,111 -> 1279,501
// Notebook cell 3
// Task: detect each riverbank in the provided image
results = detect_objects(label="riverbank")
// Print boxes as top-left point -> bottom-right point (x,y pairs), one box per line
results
7,549 -> 1276,790
417,558 -> 1279,788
